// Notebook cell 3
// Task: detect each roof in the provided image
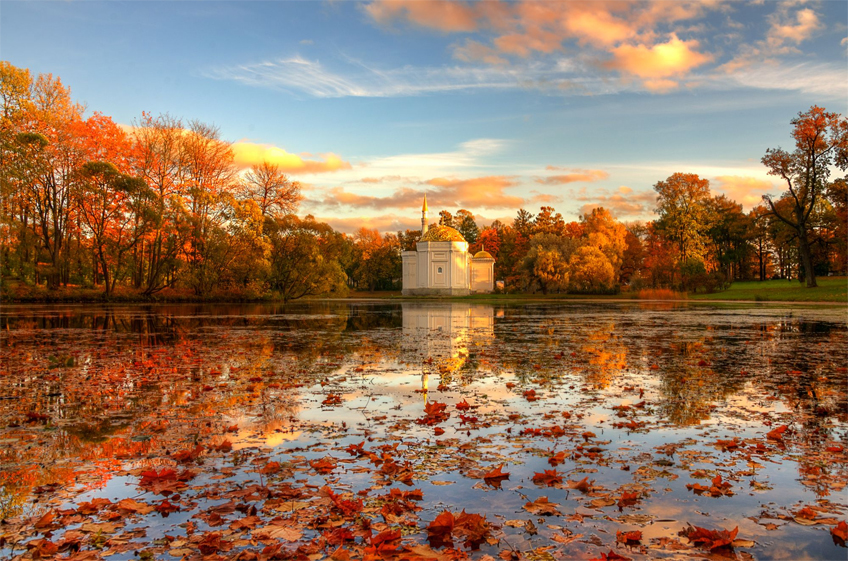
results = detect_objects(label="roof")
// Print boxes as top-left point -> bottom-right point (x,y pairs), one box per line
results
473,250 -> 493,259
419,225 -> 466,242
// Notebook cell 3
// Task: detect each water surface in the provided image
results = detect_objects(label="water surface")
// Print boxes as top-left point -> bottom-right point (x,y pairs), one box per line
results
1,302 -> 846,560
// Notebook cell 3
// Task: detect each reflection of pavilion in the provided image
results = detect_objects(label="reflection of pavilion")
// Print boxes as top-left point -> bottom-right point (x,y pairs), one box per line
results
401,303 -> 495,376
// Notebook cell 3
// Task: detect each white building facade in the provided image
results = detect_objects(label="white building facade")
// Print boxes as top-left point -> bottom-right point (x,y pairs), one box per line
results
401,197 -> 495,296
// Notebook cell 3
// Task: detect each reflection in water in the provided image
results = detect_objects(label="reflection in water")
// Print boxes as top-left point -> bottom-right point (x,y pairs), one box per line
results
0,302 -> 846,559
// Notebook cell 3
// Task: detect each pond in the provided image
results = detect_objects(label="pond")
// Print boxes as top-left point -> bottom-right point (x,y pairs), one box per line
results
0,301 -> 846,560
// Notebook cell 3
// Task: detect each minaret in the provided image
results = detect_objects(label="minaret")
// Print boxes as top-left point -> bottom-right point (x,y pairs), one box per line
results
421,194 -> 429,234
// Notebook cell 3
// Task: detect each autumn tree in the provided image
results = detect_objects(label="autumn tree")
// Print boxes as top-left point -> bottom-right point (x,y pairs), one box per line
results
532,206 -> 565,236
351,228 -> 402,291
131,112 -> 185,294
569,245 -> 615,293
177,121 -> 241,295
75,161 -> 154,295
454,209 -> 479,244
512,208 -> 534,237
761,106 -> 848,287
239,160 -> 302,219
11,73 -> 85,288
653,172 -> 711,271
704,195 -> 750,281
580,207 -> 627,278
438,210 -> 453,228
521,233 -> 577,294
748,205 -> 773,281
266,214 -> 347,301
825,178 -> 847,274
619,223 -> 646,285
397,229 -> 421,251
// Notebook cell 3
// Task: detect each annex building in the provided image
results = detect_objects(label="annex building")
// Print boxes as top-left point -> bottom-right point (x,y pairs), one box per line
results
401,196 -> 495,296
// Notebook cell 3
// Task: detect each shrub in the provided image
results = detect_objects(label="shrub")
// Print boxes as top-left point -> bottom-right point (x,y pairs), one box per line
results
637,288 -> 687,300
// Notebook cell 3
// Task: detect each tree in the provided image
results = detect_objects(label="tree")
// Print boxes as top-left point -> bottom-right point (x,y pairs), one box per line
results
512,208 -> 534,237
761,106 -> 848,287
13,73 -> 85,288
825,178 -> 847,274
178,120 -> 240,295
397,229 -> 421,252
438,210 -> 453,228
239,160 -> 302,219
532,206 -> 565,236
266,214 -> 347,301
653,172 -> 711,268
454,209 -> 479,244
748,205 -> 772,281
351,228 -> 401,291
76,161 -> 153,295
131,112 -> 185,294
521,233 -> 577,294
569,245 -> 615,293
704,195 -> 750,281
619,223 -> 646,285
580,207 -> 627,278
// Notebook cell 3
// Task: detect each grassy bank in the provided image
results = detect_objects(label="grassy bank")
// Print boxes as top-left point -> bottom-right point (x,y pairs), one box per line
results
688,277 -> 847,302
4,277 -> 846,304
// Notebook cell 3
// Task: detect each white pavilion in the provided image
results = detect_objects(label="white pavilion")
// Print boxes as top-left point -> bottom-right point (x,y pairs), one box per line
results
401,196 -> 495,296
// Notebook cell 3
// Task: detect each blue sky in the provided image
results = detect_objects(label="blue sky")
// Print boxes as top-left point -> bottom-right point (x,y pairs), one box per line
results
2,0 -> 846,232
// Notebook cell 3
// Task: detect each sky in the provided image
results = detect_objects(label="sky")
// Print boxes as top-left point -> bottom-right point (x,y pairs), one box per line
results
2,0 -> 846,233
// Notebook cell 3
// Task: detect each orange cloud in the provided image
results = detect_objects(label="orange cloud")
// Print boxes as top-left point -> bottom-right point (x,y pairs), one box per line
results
366,0 -> 480,32
453,39 -> 509,65
319,214 -> 423,235
768,7 -> 821,47
712,175 -> 776,210
537,167 -> 609,184
576,188 -> 657,218
605,34 -> 712,79
319,175 -> 524,210
231,142 -> 351,174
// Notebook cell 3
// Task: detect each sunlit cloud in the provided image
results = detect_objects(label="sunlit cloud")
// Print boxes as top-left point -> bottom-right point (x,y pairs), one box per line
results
318,213 -> 423,234
605,35 -> 713,81
536,167 -> 610,185
575,185 -> 657,218
231,141 -> 351,174
318,175 -> 524,211
767,6 -> 822,48
712,175 -> 777,210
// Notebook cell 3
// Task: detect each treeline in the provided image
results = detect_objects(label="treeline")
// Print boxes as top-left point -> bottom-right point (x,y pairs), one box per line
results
1,62 -> 845,300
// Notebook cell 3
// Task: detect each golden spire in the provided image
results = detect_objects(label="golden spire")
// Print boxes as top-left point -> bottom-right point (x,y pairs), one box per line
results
422,194 -> 428,212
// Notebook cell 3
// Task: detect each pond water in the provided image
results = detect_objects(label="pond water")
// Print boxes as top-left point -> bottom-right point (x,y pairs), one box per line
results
1,301 -> 846,560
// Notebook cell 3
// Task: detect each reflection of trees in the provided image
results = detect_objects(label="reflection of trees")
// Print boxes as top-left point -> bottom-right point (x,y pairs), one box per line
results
0,302 -> 412,515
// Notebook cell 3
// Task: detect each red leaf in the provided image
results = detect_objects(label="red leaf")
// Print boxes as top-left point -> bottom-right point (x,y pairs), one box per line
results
532,469 -> 563,487
766,425 -> 788,441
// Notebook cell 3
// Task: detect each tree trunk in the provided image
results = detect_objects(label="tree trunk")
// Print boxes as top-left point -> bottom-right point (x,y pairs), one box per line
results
797,230 -> 817,288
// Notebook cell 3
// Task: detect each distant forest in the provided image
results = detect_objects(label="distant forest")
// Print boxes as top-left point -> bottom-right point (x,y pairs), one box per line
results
1,62 -> 846,300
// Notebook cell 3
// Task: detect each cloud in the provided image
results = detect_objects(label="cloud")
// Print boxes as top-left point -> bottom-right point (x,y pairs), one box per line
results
767,6 -> 822,48
365,0 -> 480,33
318,214 -> 423,235
231,141 -> 351,174
319,175 -> 525,211
576,188 -> 657,218
712,175 -> 777,210
605,34 -> 713,80
720,61 -> 847,99
536,167 -> 610,184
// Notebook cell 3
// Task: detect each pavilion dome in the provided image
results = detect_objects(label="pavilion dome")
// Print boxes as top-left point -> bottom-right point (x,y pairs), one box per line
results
419,225 -> 466,242
473,250 -> 493,259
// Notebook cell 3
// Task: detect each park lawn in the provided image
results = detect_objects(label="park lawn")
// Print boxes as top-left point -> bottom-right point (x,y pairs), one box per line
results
690,277 -> 847,302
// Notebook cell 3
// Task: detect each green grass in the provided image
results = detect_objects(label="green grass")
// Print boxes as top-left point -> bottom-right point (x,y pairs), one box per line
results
689,277 -> 847,303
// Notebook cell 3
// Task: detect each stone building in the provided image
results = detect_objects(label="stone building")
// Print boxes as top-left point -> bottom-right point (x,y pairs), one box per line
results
401,196 -> 495,296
